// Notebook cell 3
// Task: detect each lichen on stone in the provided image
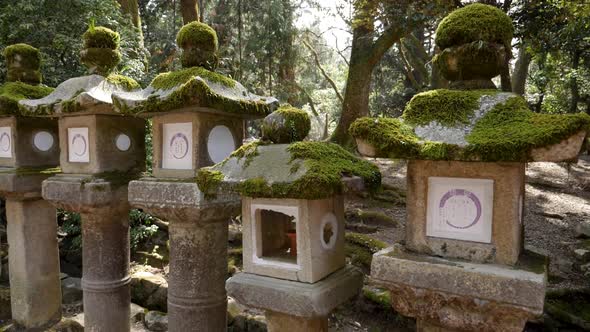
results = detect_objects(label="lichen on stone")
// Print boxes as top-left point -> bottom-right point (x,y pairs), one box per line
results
435,3 -> 514,49
83,26 -> 120,49
0,82 -> 54,115
261,105 -> 311,143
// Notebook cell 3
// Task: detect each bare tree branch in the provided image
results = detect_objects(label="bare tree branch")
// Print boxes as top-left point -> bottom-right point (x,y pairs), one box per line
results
302,39 -> 345,104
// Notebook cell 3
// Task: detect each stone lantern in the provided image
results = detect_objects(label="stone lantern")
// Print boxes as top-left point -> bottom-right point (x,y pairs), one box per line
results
113,21 -> 278,331
20,26 -> 144,332
199,106 -> 380,331
0,43 -> 61,330
350,4 -> 589,332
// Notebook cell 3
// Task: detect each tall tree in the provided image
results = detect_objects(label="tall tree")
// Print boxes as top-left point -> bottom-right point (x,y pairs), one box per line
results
181,0 -> 200,23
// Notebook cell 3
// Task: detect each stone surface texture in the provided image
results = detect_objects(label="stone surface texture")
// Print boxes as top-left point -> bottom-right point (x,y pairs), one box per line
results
227,266 -> 363,318
406,160 -> 525,265
57,114 -> 145,174
20,75 -> 138,115
150,111 -> 244,178
265,311 -> 327,332
42,175 -> 132,332
371,246 -> 546,332
530,130 -> 587,162
0,171 -> 53,200
0,116 -> 59,168
128,178 -> 240,332
6,198 -> 61,329
241,196 -> 346,283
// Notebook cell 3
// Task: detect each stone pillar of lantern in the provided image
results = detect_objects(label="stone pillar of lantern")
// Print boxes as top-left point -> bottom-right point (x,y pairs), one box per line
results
20,27 -> 145,332
0,43 -> 61,329
350,4 -> 589,332
113,21 -> 278,331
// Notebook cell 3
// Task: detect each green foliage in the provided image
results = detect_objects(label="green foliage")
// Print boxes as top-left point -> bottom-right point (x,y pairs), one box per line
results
261,105 -> 311,143
0,0 -> 148,87
435,3 -> 514,49
83,26 -> 121,49
403,89 -> 498,126
222,141 -> 382,199
3,43 -> 40,69
0,82 -> 53,115
129,209 -> 159,250
176,21 -> 218,50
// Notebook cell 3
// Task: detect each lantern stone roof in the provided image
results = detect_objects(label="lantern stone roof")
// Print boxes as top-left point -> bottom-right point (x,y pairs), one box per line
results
112,66 -> 279,118
0,81 -> 53,116
19,74 -> 140,116
196,141 -> 381,200
350,90 -> 590,162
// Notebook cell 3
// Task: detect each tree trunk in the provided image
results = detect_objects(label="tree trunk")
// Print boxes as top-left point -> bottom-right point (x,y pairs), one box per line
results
512,41 -> 532,96
570,50 -> 581,113
117,0 -> 142,31
180,0 -> 200,24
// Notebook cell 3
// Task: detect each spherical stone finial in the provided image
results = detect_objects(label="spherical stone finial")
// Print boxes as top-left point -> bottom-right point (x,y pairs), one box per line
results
3,43 -> 42,85
262,105 -> 311,144
80,26 -> 122,76
176,22 -> 219,70
434,4 -> 514,90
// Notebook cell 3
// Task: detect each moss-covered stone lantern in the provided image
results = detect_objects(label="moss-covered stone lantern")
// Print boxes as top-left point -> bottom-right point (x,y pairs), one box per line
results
115,22 -> 278,332
350,4 -> 589,331
0,43 -> 62,330
113,21 -> 278,179
19,27 -> 145,332
199,106 -> 378,331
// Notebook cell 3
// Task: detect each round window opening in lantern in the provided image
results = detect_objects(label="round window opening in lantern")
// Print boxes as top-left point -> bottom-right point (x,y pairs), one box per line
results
33,131 -> 54,152
115,133 -> 132,152
207,125 -> 235,164
320,213 -> 338,250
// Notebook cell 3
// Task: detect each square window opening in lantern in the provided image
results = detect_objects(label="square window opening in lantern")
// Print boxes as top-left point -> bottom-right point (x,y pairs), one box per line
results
256,209 -> 298,266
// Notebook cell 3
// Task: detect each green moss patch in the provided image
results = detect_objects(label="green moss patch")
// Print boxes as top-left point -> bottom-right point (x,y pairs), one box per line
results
151,66 -> 234,90
546,289 -> 590,329
465,97 -> 590,161
196,169 -> 224,199
83,26 -> 120,49
176,22 -> 218,50
198,141 -> 382,200
403,89 -> 498,127
349,117 -> 420,157
80,48 -> 122,76
262,105 -> 311,143
345,232 -> 387,270
0,82 -> 54,115
118,67 -> 273,116
3,43 -> 40,69
106,74 -> 140,90
436,3 -> 514,49
0,166 -> 61,176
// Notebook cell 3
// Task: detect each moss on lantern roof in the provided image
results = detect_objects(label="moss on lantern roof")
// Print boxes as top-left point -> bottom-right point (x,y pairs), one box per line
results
0,82 -> 54,115
262,105 -> 311,143
176,21 -> 218,50
3,43 -> 41,69
403,89 -> 499,127
113,66 -> 277,117
435,3 -> 514,49
197,141 -> 382,200
350,92 -> 590,162
83,26 -> 120,49
106,74 -> 141,90
151,66 -> 234,90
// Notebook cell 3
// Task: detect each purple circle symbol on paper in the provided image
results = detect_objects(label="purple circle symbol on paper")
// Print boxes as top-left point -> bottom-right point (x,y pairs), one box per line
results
439,189 -> 482,229
170,133 -> 189,159
72,134 -> 87,156
0,133 -> 10,152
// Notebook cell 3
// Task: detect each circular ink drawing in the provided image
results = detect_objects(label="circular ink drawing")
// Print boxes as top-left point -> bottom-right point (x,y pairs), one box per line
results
439,189 -> 482,229
71,134 -> 88,156
0,132 -> 10,152
170,133 -> 189,159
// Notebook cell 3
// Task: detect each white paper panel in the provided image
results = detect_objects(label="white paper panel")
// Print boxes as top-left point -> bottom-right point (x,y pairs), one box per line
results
207,125 -> 235,164
0,127 -> 12,158
68,127 -> 90,163
162,122 -> 192,169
